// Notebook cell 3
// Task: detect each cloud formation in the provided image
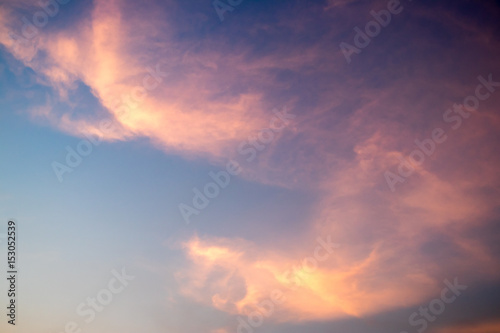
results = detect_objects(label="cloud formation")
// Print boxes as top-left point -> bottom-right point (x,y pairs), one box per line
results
1,0 -> 500,332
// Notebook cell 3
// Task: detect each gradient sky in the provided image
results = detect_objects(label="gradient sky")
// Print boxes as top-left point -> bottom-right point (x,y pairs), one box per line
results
1,0 -> 500,332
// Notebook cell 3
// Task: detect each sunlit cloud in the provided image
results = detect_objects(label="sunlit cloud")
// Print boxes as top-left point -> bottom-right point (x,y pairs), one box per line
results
0,0 -> 276,161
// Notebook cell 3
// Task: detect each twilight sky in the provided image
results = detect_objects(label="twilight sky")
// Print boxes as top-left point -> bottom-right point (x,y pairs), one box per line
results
1,0 -> 500,332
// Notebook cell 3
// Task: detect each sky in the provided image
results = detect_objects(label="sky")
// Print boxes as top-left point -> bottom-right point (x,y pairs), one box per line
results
0,0 -> 500,332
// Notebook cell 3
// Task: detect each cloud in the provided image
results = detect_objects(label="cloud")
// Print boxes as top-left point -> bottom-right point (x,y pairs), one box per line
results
1,0 -> 500,329
175,235 -> 350,322
0,0 -> 278,161
173,84 -> 500,321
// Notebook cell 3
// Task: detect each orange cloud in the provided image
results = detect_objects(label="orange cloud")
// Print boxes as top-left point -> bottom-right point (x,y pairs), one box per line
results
173,110 -> 500,321
0,0 -> 274,161
175,234 -> 438,321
